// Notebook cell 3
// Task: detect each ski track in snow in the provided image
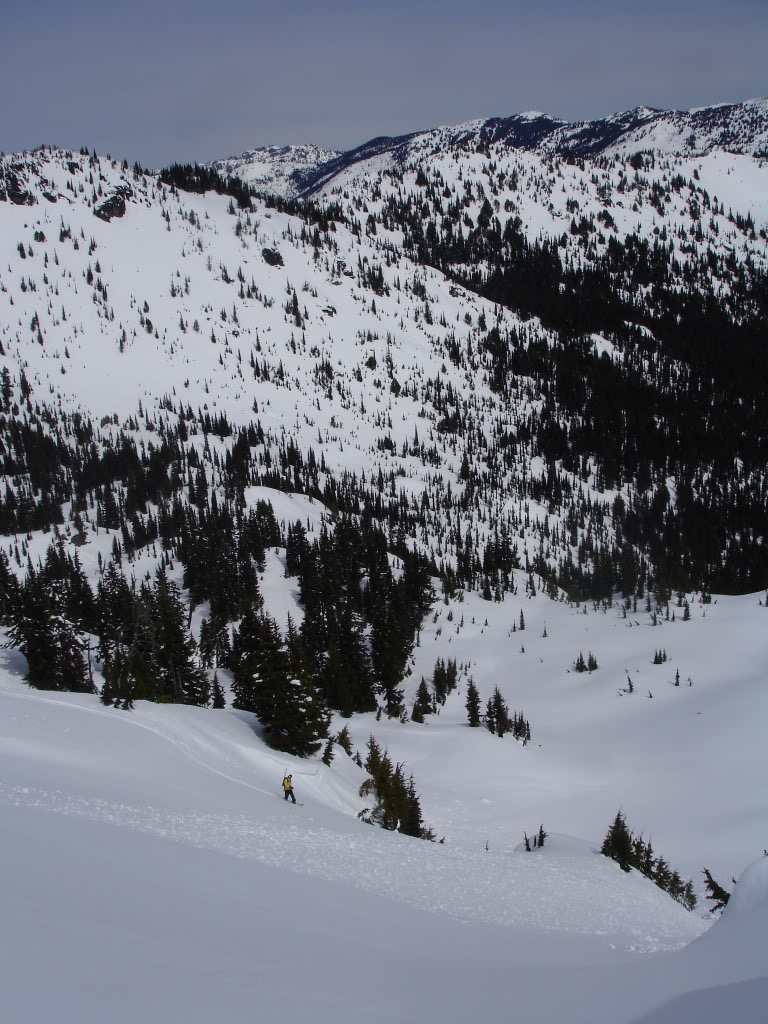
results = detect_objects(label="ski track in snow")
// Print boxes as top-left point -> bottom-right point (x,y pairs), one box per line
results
0,777 -> 705,952
0,683 -> 316,799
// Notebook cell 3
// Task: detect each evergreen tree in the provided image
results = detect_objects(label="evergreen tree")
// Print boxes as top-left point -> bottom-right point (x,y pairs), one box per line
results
432,657 -> 448,704
0,550 -> 19,625
359,736 -> 432,839
653,856 -> 671,892
484,697 -> 496,735
234,610 -> 329,755
489,686 -> 511,736
336,724 -> 354,756
384,763 -> 412,832
8,569 -> 93,693
639,837 -> 655,877
153,568 -> 209,705
231,603 -> 265,713
465,678 -> 482,727
96,563 -> 134,666
432,656 -> 458,705
368,581 -> 408,717
601,810 -> 634,871
211,671 -> 226,709
124,587 -> 161,702
411,678 -> 433,722
402,774 -> 433,839
682,879 -> 697,912
702,868 -> 731,913
319,606 -> 377,717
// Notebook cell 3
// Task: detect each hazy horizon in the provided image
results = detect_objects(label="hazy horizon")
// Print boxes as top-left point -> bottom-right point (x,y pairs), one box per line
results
2,0 -> 766,167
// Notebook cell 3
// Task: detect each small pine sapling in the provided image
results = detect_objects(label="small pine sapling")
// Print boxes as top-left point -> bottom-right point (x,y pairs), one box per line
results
336,725 -> 353,756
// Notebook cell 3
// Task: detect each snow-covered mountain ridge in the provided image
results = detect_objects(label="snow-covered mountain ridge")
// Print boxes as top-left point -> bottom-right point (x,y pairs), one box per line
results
216,98 -> 768,199
1,118 -> 767,601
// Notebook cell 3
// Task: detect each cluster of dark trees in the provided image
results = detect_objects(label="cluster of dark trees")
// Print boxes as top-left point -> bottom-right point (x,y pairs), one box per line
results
411,656 -> 458,721
522,824 -> 547,851
464,678 -> 531,741
574,651 -> 598,673
602,809 -> 696,910
0,541 -> 211,707
159,163 -> 253,211
1,498 -> 434,740
371,164 -> 768,597
285,515 -> 434,718
229,511 -> 434,748
484,685 -> 530,741
358,735 -> 433,839
99,564 -> 211,708
230,609 -> 330,756
2,546 -> 94,694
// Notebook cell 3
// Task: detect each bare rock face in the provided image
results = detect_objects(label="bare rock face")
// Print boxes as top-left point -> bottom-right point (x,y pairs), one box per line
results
0,166 -> 35,205
261,246 -> 284,267
94,184 -> 133,221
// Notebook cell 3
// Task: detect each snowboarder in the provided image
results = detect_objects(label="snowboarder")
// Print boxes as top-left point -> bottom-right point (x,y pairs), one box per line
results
283,773 -> 296,803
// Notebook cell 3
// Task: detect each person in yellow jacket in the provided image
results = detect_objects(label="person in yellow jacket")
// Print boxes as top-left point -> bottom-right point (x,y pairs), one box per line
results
283,774 -> 296,803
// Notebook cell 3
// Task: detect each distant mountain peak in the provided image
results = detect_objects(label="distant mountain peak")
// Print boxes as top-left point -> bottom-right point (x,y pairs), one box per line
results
211,143 -> 343,198
214,98 -> 768,199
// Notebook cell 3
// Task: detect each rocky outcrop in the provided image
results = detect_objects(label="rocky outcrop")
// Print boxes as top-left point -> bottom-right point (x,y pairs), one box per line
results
94,184 -> 133,221
0,166 -> 35,205
261,246 -> 284,267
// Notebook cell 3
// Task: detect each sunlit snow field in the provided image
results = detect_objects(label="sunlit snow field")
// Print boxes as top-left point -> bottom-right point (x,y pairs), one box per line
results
1,581 -> 766,1023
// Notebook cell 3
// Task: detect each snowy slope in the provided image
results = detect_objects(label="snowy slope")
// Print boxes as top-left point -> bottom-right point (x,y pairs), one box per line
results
212,143 -> 342,197
0,146 -> 599,591
1,647 -> 766,1024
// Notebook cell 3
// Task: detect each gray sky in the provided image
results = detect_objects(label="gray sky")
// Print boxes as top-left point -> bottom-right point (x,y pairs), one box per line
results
2,0 -> 766,168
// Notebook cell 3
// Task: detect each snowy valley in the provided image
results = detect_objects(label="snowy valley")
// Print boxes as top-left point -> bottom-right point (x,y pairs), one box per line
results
1,99 -> 767,1022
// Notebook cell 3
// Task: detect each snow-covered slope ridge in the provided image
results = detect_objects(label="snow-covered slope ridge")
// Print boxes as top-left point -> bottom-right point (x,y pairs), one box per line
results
220,98 -> 768,198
